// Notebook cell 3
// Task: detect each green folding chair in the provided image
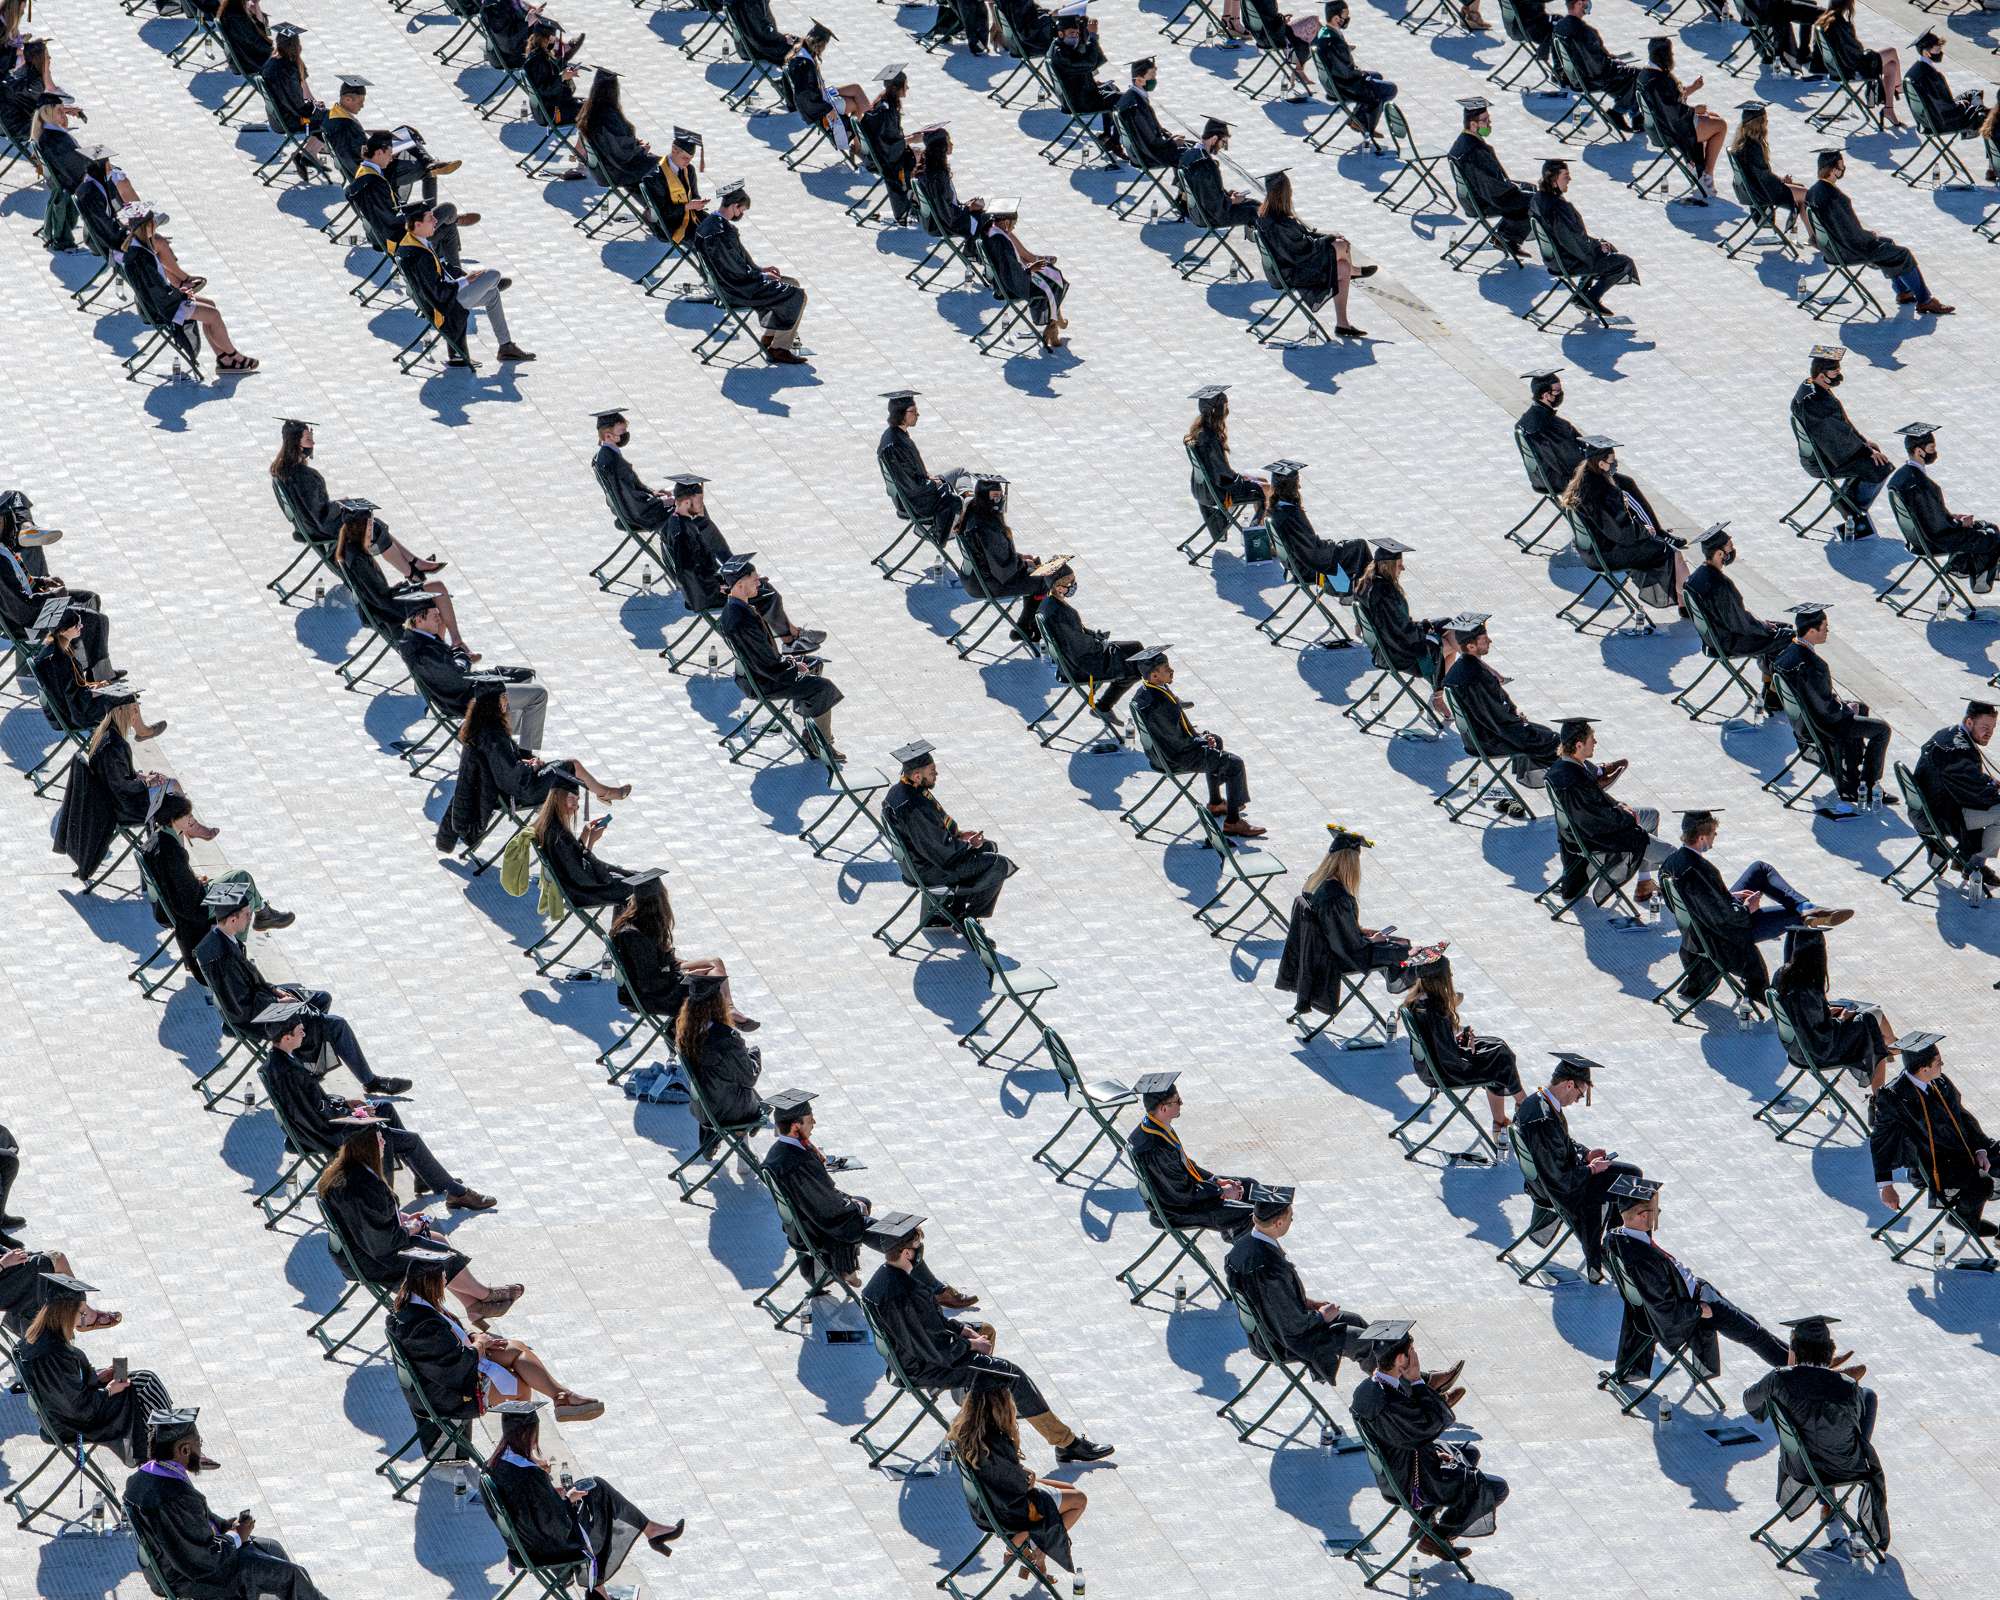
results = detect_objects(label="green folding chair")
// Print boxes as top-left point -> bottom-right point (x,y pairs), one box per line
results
1434,686 -> 1539,824
476,1470 -> 589,1599
1869,1170 -> 1998,1268
1748,1397 -> 1890,1569
1594,1246 -> 1729,1416
1031,1029 -> 1140,1182
1650,872 -> 1766,1024
937,1448 -> 1064,1600
960,920 -> 1058,1066
753,1166 -> 857,1333
6,1379 -> 126,1533
306,1196 -> 396,1362
1341,1423 -> 1478,1589
1674,589 -> 1768,724
252,1064 -> 330,1228
1495,1129 -> 1580,1283
380,1332 -> 481,1500
1217,1293 -> 1348,1446
1761,987 -> 1872,1142
1117,1161 -> 1230,1307
666,1074 -> 766,1203
851,1296 -> 954,1476
1879,760 -> 1982,903
1395,1024 -> 1500,1167
1189,806 -> 1290,939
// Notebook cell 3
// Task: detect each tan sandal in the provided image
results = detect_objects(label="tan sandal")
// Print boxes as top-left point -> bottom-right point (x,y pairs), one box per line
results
78,1306 -> 123,1332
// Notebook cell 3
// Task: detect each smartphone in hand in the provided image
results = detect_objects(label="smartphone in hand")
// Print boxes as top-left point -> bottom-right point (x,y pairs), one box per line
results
112,1356 -> 128,1383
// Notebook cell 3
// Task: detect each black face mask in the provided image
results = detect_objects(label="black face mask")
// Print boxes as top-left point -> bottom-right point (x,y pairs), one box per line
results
301,443 -> 314,458
1826,371 -> 1844,389
1721,548 -> 1736,566
1545,389 -> 1563,410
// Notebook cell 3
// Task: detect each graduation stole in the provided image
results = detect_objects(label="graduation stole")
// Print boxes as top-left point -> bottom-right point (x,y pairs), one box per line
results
660,158 -> 698,242
395,231 -> 445,327
1153,682 -> 1194,737
1138,1115 -> 1211,1183
327,102 -> 355,122
901,778 -> 958,837
1915,1078 -> 1973,1191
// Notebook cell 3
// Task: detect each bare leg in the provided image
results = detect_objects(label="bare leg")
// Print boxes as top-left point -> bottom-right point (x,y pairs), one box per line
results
1487,1089 -> 1511,1130
1332,256 -> 1352,327
1879,51 -> 1902,124
188,299 -> 241,358
1697,114 -> 1725,176
445,1265 -> 496,1306
566,760 -> 629,802
486,1339 -> 598,1408
1670,550 -> 1689,602
421,581 -> 467,649
680,954 -> 749,1024
114,175 -> 139,204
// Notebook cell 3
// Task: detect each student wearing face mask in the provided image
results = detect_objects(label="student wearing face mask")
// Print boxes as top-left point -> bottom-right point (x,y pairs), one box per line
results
1884,424 -> 2000,594
1034,561 -> 1147,735
1904,30 -> 1985,136
1446,99 -> 1532,258
1682,525 -> 1793,713
1788,345 -> 1893,540
1551,0 -> 1641,130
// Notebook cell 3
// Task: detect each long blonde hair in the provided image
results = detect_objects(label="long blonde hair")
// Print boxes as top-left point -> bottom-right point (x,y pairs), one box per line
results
530,786 -> 578,845
1302,844 -> 1361,897
25,1296 -> 80,1345
947,1386 -> 1019,1470
86,701 -> 137,758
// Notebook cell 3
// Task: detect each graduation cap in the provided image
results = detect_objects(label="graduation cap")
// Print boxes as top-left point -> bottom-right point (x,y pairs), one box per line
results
1897,421 -> 1940,449
494,1398 -> 546,1417
1264,458 -> 1306,477
1129,645 -> 1172,670
715,176 -> 750,203
147,1407 -> 201,1444
253,999 -> 320,1029
807,18 -> 837,41
203,879 -> 255,913
40,1272 -> 96,1302
101,683 -> 143,709
1698,521 -> 1733,556
334,497 -> 378,516
1134,1071 -> 1181,1108
119,202 -> 168,228
276,416 -> 317,430
337,74 -> 372,93
1558,715 -> 1596,746
1446,611 -> 1489,638
1057,5 -> 1088,24
79,142 -> 113,163
716,555 -> 757,585
683,971 -> 727,1004
882,389 -> 919,420
1549,1050 -> 1601,1085
0,489 -> 31,514
1781,1313 -> 1841,1339
966,1353 -> 1017,1393
1189,384 -> 1229,402
618,867 -> 668,892
272,20 -> 307,36
1324,823 -> 1374,853
861,1211 -> 925,1253
1893,1029 -> 1944,1066
1540,157 -> 1569,177
1249,1183 -> 1296,1222
33,90 -> 72,108
1372,538 -> 1413,561
1458,95 -> 1490,111
1809,343 -> 1846,368
1815,146 -> 1845,164
986,196 -> 1021,218
663,473 -> 707,498
1785,600 -> 1831,628
1522,366 -> 1562,391
1581,434 -> 1619,456
1131,55 -> 1158,73
1736,99 -> 1767,115
875,64 -> 909,85
543,765 -> 583,793
1608,1173 -> 1661,1206
589,407 -> 627,430
1911,27 -> 1941,49
330,1108 -> 387,1129
920,123 -> 951,150
1678,805 -> 1722,834
30,594 -> 76,634
1201,116 -> 1231,139
462,671 -> 512,697
1400,943 -> 1449,979
399,200 -> 434,228
1358,1319 -> 1414,1354
891,738 -> 937,770
397,1246 -> 456,1270
1260,167 -> 1291,190
1029,555 -> 1074,581
766,1087 -> 815,1123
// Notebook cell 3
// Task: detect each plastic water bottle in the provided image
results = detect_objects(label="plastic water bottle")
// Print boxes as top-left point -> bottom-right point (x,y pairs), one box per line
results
1072,1567 -> 1085,1596
311,580 -> 325,605
639,568 -> 655,594
453,1467 -> 470,1513
1319,1422 -> 1339,1450
1173,1274 -> 1187,1314
1934,1228 -> 1947,1264
1658,1397 -> 1673,1424
706,643 -> 719,673
89,1497 -> 109,1535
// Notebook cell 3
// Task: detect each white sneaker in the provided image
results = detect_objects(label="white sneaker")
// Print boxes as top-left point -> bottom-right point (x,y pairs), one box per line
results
1700,172 -> 1716,196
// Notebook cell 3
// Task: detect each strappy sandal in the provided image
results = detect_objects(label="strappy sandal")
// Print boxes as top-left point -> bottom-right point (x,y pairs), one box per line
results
553,1391 -> 605,1422
411,556 -> 447,574
468,1284 -> 525,1320
216,352 -> 261,374
181,276 -> 207,294
77,1307 -> 123,1332
606,784 -> 632,800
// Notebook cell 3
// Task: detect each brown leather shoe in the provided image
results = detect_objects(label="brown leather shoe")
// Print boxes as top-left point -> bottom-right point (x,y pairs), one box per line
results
1918,297 -> 1955,316
427,159 -> 463,178
447,1189 -> 497,1211
1442,1386 -> 1467,1408
495,343 -> 537,362
1221,818 -> 1268,838
1895,291 -> 1918,305
1424,1360 -> 1464,1392
455,211 -> 481,229
935,1287 -> 980,1310
1412,1525 -> 1469,1560
764,345 -> 808,366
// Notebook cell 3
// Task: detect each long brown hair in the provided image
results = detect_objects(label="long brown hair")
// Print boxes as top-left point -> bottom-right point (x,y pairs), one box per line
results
488,1406 -> 539,1472
1730,106 -> 1769,159
1558,455 -> 1612,511
947,1385 -> 1019,1470
1258,171 -> 1296,221
316,1125 -> 386,1197
610,876 -> 674,949
395,1260 -> 451,1312
333,505 -> 375,565
459,687 -> 512,746
1811,0 -> 1848,32
269,419 -> 309,479
24,1297 -> 80,1345
576,67 -> 621,136
1405,964 -> 1461,1029
86,701 -> 136,758
530,786 -> 579,846
673,978 -> 730,1067
1183,395 -> 1228,450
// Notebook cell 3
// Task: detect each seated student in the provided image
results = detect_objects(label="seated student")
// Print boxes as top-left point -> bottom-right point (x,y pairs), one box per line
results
1871,1030 -> 1999,1233
784,23 -> 868,165
194,880 -> 412,1096
915,125 -> 985,242
0,492 -> 112,671
1559,437 -> 1685,604
1789,345 -> 1892,540
1657,808 -> 1849,997
1771,926 -> 1896,1094
1278,823 -> 1418,1017
1805,149 -> 1949,316
1399,946 -> 1526,1135
270,420 -> 443,579
1264,457 -> 1369,598
612,875 -> 751,1031
1116,56 -> 1194,173
980,197 -> 1069,351
1515,367 -> 1590,501
1130,647 -> 1267,839
949,1373 -> 1092,1584
395,201 -> 536,365
863,1214 -> 1111,1457
954,472 -> 1043,643
1180,120 -> 1259,232
1740,0 -> 1818,72
1604,1177 -> 1793,1380
716,556 -> 842,753
388,1250 -> 599,1425
348,129 -> 472,276
484,1400 -> 684,1598
1448,98 -> 1532,257
0,38 -> 50,155
860,67 -> 916,225
1774,602 -> 1892,814
1684,524 -> 1791,713
1126,1072 -> 1256,1239
333,502 -> 463,647
20,1273 -> 186,1466
1905,29 -> 1983,136
264,1022 -> 491,1209
1351,1321 -> 1505,1558
1546,718 -> 1670,906
878,391 -> 963,554
881,741 -> 1017,922
575,67 -> 672,204
921,0 -> 995,54
1243,0 -> 1319,98
1885,423 -> 2000,595
31,606 -> 163,738
143,791 -> 291,981
113,203 -> 260,374
126,1407 -> 333,1600
1915,700 -> 2000,886
1354,540 -> 1456,706
1511,1053 -> 1640,1281
1185,385 -> 1267,548
439,681 -> 627,854
259,21 -> 332,185
1530,160 -> 1639,317
1743,1316 -> 1888,1558
482,0 -> 583,70
1228,1194 -> 1463,1388
672,973 -> 763,1150
1729,105 -> 1806,233
692,177 -> 810,366
1440,613 -> 1559,806
323,73 -> 461,195
1254,170 -> 1369,338
1048,13 -> 1126,162
650,126 -> 706,245
997,0 -> 1059,55
668,479 -> 822,652
1551,0 -> 1640,127
216,0 -> 274,72
589,408 -> 670,534
1809,0 -> 1902,126
1035,559 -> 1145,733
529,771 -> 649,910
399,595 -> 548,750
316,1114 -> 521,1319
1638,37 -> 1725,190
523,23 -> 585,176
1314,3 -> 1398,136
763,1091 -> 890,1286
51,693 -> 179,883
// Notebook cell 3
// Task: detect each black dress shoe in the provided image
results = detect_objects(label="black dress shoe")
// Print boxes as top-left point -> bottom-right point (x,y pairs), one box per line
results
1055,1437 -> 1114,1463
366,1076 -> 414,1096
0,1213 -> 26,1231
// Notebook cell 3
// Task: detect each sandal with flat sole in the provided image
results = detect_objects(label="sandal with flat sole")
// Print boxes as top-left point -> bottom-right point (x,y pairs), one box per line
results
469,1284 -> 525,1319
78,1307 -> 123,1332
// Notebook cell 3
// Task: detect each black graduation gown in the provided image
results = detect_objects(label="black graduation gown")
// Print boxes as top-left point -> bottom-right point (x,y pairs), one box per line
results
611,927 -> 685,1018
262,1050 -> 351,1158
880,781 -> 1014,899
862,1261 -> 976,1386
274,460 -> 364,544
1130,681 -> 1214,775
0,63 -> 40,146
1812,14 -> 1876,80
878,426 -> 945,533
727,0 -> 793,64
666,511 -> 733,610
1774,981 -> 1887,1077
1269,498 -> 1368,586
1126,1116 -> 1243,1233
1637,67 -> 1698,155
784,47 -> 833,125
118,240 -> 186,332
479,0 -> 533,66
1803,179 -> 1913,274
1572,480 -> 1672,597
591,444 -> 669,534
1050,37 -> 1118,113
1869,1069 -> 1997,1187
143,827 -> 212,971
1742,1366 -> 1888,1546
1440,654 -> 1557,763
217,4 -> 273,72
692,211 -> 804,320
684,1019 -> 762,1133
1187,424 -> 1257,513
964,1433 -> 1073,1572
579,101 -> 653,188
19,1331 -> 148,1460
258,56 -> 319,131
959,508 -> 1037,598
1886,464 -> 2000,580
1790,382 -> 1872,478
1546,756 -> 1649,892
385,1296 -> 480,1424
1528,190 -> 1633,286
52,733 -> 151,879
525,49 -> 581,123
345,164 -> 404,254
192,926 -> 290,1034
338,540 -> 420,629
1403,993 -> 1521,1095
1447,133 -> 1530,220
1914,723 -> 2000,853
761,1137 -> 869,1272
1350,1375 -> 1504,1537
1905,57 -> 1975,133
1275,877 -> 1409,1014
917,164 -> 981,241
31,639 -> 113,731
1729,139 -> 1795,213
1114,86 -> 1181,169
997,0 -> 1057,53
1604,1225 -> 1705,1361
0,1252 -> 57,1339
322,1165 -> 468,1286
1552,14 -> 1635,99
391,231 -> 469,344
1254,211 -> 1345,306
1223,1233 -> 1359,1381
1314,25 -> 1374,99
1657,843 -> 1763,992
539,822 -> 635,910
1773,640 -> 1856,741
1035,594 -> 1136,685
398,628 -> 480,716
1177,146 -> 1254,229
38,123 -> 90,193
1354,577 -> 1443,681
1509,1087 -> 1625,1260
1515,400 -> 1585,495
1684,563 -> 1785,658
446,732 -> 565,849
488,1455 -> 647,1584
124,1466 -> 291,1600
717,595 -> 839,716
